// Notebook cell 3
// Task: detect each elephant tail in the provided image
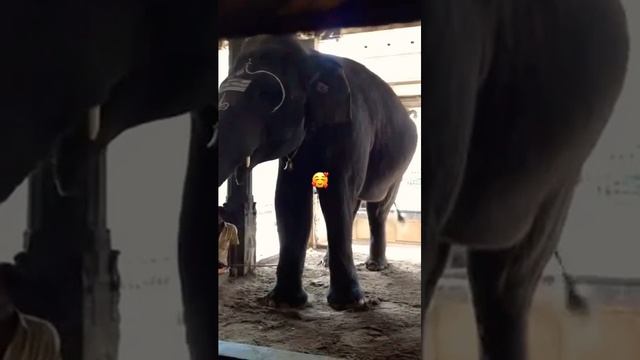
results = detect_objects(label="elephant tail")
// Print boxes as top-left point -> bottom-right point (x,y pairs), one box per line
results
393,202 -> 406,223
554,250 -> 590,315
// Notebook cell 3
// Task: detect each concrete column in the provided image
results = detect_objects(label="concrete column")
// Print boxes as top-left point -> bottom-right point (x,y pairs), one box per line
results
17,147 -> 119,360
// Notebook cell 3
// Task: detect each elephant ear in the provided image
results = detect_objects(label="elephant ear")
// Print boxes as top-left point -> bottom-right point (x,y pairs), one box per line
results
306,54 -> 352,127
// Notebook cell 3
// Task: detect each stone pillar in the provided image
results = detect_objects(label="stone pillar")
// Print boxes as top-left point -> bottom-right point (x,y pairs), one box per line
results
17,148 -> 119,360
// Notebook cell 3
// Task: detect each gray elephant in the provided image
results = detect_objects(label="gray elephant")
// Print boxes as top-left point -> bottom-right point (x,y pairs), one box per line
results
214,35 -> 417,309
0,3 -> 216,359
423,1 -> 629,360
0,3 -> 216,203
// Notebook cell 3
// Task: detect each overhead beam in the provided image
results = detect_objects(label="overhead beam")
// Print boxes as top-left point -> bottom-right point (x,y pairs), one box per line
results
338,20 -> 421,35
218,0 -> 421,38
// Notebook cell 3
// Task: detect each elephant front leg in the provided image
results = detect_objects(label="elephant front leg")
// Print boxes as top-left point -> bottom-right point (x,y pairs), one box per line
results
320,200 -> 361,269
264,170 -> 313,308
178,112 -> 216,360
318,185 -> 365,310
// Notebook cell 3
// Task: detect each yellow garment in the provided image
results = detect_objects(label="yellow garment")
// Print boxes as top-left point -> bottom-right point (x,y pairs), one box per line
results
2,311 -> 62,360
218,222 -> 239,266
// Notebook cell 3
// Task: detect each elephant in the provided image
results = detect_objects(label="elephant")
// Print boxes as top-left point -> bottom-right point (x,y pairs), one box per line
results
0,2 -> 216,203
0,3 -> 216,359
214,35 -> 418,309
423,1 -> 629,360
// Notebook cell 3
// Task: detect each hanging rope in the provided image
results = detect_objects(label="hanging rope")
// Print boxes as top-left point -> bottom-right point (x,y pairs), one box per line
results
393,202 -> 405,223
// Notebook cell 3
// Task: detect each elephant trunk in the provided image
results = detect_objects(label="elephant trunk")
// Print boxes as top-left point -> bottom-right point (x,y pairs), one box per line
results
218,153 -> 253,187
216,118 -> 261,187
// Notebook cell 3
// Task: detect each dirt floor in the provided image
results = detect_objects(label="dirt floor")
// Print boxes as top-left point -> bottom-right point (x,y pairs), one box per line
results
218,248 -> 421,360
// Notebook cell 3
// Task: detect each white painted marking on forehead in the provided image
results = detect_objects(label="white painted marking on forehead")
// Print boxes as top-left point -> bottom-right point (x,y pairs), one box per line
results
244,58 -> 286,113
219,78 -> 252,93
218,93 -> 229,111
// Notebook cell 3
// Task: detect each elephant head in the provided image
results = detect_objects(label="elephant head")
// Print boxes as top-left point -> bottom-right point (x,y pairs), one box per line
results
215,35 -> 352,187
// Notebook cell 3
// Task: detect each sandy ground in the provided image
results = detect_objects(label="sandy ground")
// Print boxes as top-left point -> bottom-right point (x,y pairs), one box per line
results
218,248 -> 421,360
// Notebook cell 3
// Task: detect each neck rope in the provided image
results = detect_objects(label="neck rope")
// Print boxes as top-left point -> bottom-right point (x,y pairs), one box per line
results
284,147 -> 300,171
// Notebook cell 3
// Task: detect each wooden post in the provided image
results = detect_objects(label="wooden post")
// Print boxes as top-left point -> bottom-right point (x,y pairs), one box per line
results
16,148 -> 119,360
224,38 -> 257,277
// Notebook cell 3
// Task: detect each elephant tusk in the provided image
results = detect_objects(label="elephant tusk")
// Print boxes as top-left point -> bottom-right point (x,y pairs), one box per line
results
51,159 -> 70,197
88,106 -> 101,141
246,156 -> 251,168
206,124 -> 217,148
53,174 -> 69,197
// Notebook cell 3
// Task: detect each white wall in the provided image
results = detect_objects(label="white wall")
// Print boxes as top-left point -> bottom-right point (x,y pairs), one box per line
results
554,0 -> 640,278
0,182 -> 26,262
107,117 -> 190,359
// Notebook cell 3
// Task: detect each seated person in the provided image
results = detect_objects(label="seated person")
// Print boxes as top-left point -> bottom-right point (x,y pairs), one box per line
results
0,263 -> 62,360
218,207 -> 239,274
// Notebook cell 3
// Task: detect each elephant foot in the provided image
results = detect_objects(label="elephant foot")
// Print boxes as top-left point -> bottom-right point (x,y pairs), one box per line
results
259,287 -> 309,309
327,286 -> 367,311
319,252 -> 329,268
365,257 -> 388,271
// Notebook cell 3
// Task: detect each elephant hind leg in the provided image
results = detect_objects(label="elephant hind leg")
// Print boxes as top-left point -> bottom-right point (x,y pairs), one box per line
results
365,181 -> 401,271
423,241 -> 452,309
467,181 -> 576,360
423,229 -> 453,359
